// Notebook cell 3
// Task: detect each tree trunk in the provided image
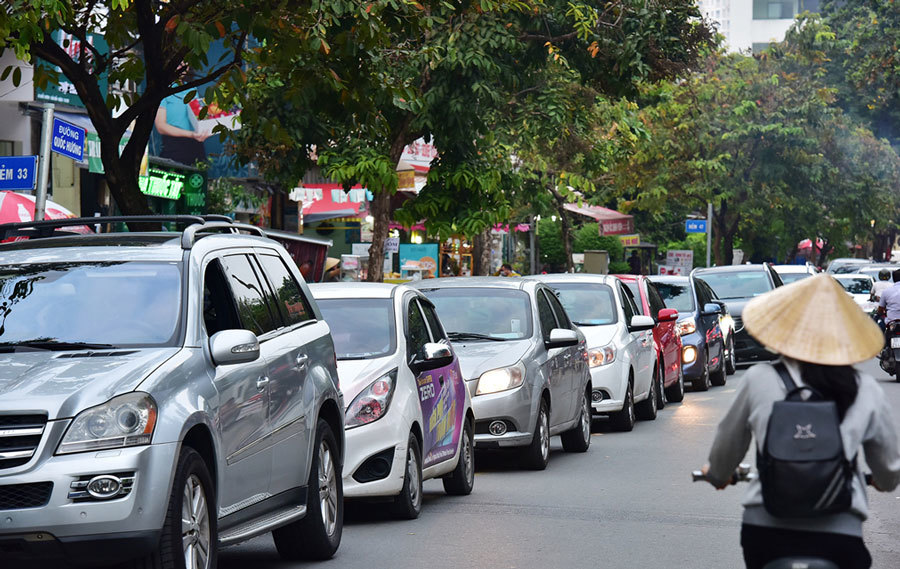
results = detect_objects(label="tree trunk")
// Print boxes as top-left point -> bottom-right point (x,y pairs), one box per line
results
472,227 -> 493,275
548,186 -> 574,272
366,189 -> 391,282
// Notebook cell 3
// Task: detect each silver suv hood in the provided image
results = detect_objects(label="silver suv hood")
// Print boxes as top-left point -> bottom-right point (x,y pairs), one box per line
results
0,348 -> 180,419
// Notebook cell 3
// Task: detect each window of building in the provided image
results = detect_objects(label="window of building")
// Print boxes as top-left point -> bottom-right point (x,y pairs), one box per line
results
753,0 -> 819,20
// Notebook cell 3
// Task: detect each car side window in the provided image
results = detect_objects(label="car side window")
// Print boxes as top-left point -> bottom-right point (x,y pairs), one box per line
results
202,259 -> 241,336
770,266 -> 785,288
702,281 -> 719,302
221,254 -> 280,336
257,253 -> 314,326
618,283 -> 636,323
407,298 -> 431,361
419,299 -> 448,342
695,278 -> 711,306
543,288 -> 574,330
647,282 -> 667,317
623,282 -> 645,315
536,289 -> 557,339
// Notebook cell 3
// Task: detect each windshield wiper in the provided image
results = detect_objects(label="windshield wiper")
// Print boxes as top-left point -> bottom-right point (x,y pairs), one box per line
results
0,341 -> 119,352
447,332 -> 508,342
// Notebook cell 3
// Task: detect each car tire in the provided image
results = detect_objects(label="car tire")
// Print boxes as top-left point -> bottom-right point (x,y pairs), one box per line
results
655,360 -> 667,410
725,337 -> 737,376
392,433 -> 423,519
130,447 -> 217,569
521,399 -> 550,470
443,420 -> 475,495
635,367 -> 659,421
561,390 -> 592,453
609,381 -> 635,432
710,345 -> 727,387
694,363 -> 711,392
273,419 -> 343,561
665,364 -> 685,403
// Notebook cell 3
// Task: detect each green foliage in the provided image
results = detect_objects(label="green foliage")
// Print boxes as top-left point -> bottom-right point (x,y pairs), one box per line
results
206,178 -> 267,216
537,218 -> 566,268
573,224 -> 624,259
609,261 -> 630,274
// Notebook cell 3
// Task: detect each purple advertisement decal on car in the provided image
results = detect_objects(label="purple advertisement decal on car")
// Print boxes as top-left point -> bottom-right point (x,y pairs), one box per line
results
417,359 -> 465,468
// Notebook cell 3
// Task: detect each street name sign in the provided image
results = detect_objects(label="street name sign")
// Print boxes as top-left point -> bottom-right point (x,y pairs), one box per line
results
0,156 -> 38,191
685,219 -> 707,233
51,117 -> 86,161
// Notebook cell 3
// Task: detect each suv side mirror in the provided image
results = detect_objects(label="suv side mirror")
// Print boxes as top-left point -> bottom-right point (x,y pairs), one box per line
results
546,328 -> 579,349
657,308 -> 679,322
629,315 -> 655,332
410,342 -> 454,374
210,329 -> 260,366
701,302 -> 722,316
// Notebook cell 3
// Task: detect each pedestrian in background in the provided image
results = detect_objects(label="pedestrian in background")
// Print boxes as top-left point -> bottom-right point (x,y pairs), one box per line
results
627,250 -> 641,275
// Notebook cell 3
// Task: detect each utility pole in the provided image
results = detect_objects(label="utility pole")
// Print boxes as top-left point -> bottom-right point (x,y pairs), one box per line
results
34,103 -> 55,222
530,215 -> 537,275
706,202 -> 712,267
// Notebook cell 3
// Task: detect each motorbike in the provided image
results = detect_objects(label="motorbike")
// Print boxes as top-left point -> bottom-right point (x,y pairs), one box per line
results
692,465 -> 841,569
878,320 -> 900,381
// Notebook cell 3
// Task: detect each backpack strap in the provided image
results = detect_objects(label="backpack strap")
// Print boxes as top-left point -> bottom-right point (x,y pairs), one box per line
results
773,361 -> 798,393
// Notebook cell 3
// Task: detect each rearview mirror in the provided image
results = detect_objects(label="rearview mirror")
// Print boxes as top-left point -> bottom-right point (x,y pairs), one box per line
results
657,308 -> 679,322
410,342 -> 454,374
210,329 -> 260,366
629,315 -> 655,332
546,328 -> 579,349
702,303 -> 722,316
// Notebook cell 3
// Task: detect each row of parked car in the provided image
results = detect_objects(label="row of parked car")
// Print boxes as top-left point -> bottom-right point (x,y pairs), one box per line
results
0,216 -> 801,569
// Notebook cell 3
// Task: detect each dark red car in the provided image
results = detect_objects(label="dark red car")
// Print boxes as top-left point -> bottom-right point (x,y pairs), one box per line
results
615,275 -> 685,405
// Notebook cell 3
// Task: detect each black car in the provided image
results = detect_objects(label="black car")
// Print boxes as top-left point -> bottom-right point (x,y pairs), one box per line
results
692,264 -> 783,362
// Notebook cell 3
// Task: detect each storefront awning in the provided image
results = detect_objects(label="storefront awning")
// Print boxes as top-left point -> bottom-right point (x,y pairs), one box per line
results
564,203 -> 634,235
291,184 -> 370,224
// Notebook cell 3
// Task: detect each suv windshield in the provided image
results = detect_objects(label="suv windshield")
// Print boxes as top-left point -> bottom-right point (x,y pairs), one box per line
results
316,298 -> 396,359
778,272 -> 812,285
837,277 -> 872,295
697,271 -> 772,299
651,281 -> 695,313
0,262 -> 182,348
547,282 -> 617,326
423,287 -> 533,340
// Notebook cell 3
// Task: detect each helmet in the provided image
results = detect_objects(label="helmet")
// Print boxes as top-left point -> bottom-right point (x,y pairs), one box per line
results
880,268 -> 891,281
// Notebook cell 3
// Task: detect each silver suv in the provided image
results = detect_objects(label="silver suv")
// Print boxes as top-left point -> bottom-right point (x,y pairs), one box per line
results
0,216 -> 344,568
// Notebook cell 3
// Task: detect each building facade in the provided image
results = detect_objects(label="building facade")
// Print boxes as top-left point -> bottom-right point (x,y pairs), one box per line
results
699,0 -> 821,53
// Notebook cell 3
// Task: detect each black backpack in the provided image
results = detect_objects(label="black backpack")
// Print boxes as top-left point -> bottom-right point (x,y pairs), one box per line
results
758,363 -> 856,518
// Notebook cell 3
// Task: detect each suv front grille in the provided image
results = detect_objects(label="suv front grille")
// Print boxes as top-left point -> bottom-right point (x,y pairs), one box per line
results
0,482 -> 53,509
0,415 -> 47,470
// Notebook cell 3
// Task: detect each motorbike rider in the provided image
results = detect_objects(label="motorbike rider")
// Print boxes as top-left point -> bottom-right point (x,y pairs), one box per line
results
870,268 -> 893,302
700,274 -> 900,569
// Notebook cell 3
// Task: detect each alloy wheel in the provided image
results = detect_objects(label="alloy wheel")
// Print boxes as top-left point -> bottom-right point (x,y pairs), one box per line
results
539,408 -> 550,462
580,395 -> 591,443
406,447 -> 421,509
181,474 -> 211,569
462,430 -> 474,487
318,441 -> 339,537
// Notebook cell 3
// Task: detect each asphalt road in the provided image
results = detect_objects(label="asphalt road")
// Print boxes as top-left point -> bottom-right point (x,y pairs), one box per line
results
219,360 -> 900,568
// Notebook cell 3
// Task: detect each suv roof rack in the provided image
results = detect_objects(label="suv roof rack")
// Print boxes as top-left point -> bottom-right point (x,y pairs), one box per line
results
0,215 -> 269,250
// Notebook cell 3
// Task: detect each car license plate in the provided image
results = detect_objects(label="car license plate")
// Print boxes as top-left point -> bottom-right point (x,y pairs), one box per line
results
891,337 -> 900,349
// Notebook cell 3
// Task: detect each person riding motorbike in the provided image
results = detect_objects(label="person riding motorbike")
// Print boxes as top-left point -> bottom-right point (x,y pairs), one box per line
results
870,268 -> 893,302
700,274 -> 900,569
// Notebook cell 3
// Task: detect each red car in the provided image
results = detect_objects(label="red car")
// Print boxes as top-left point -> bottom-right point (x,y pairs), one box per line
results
615,275 -> 685,405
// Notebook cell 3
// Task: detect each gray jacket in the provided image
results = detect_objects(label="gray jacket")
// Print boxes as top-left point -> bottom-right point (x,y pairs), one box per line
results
708,358 -> 900,537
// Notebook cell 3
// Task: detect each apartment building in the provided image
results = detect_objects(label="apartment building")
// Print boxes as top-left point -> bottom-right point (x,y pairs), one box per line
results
699,0 -> 821,53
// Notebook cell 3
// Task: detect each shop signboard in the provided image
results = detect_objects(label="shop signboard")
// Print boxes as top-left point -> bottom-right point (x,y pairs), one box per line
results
666,250 -> 693,271
399,243 -> 439,279
351,243 -> 371,257
658,265 -> 686,276
384,237 -> 400,253
0,156 -> 37,191
618,234 -> 640,247
35,31 -> 108,107
139,166 -> 205,201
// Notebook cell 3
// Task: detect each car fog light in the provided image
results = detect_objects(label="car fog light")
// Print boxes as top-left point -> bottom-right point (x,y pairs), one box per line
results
488,421 -> 507,436
683,346 -> 698,364
591,390 -> 603,402
86,475 -> 122,500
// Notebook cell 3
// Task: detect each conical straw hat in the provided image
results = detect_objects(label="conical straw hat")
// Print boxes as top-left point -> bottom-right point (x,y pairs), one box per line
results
742,273 -> 883,366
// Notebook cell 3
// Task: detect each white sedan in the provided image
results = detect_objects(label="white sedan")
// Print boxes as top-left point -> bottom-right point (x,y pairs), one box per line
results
532,274 -> 657,432
834,274 -> 875,307
310,283 -> 475,519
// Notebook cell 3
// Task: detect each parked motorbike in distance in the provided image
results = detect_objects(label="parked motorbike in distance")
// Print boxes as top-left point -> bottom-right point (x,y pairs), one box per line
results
692,465 -> 840,569
878,320 -> 900,381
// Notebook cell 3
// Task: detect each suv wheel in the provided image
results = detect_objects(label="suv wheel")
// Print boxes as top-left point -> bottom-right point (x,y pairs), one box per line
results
561,390 -> 592,453
443,421 -> 475,495
392,433 -> 423,519
273,419 -> 343,560
710,346 -> 728,387
131,447 -> 217,569
521,399 -> 550,470
609,381 -> 635,432
725,337 -> 737,375
635,368 -> 659,421
694,363 -> 711,391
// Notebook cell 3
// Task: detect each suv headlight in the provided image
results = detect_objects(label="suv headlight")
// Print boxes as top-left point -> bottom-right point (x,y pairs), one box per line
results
676,317 -> 697,336
476,362 -> 525,396
345,369 -> 397,429
58,393 -> 157,455
587,345 -> 616,368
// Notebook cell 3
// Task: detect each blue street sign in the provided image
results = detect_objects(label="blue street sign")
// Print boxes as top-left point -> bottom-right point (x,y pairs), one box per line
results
51,117 -> 86,161
686,219 -> 708,233
0,156 -> 38,191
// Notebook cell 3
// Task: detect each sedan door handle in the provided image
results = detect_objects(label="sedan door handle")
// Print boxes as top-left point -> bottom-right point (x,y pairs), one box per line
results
295,353 -> 309,370
256,376 -> 270,391
438,375 -> 444,386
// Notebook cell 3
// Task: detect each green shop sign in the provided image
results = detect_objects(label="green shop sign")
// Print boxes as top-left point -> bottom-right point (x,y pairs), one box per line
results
139,167 -> 193,200
86,132 -> 128,174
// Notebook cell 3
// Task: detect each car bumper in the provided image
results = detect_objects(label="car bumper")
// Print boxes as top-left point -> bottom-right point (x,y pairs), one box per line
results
680,334 -> 707,380
470,382 -> 535,449
0,441 -> 179,566
341,413 -> 410,499
588,361 -> 628,413
734,329 -> 775,361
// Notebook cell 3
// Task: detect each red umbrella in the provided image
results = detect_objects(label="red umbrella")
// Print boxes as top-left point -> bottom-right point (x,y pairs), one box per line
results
0,191 -> 92,235
797,238 -> 825,252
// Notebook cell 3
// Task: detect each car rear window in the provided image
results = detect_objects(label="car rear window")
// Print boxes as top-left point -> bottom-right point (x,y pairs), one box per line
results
697,271 -> 772,299
422,287 -> 533,340
651,281 -> 695,313
545,282 -> 617,326
316,298 -> 396,359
